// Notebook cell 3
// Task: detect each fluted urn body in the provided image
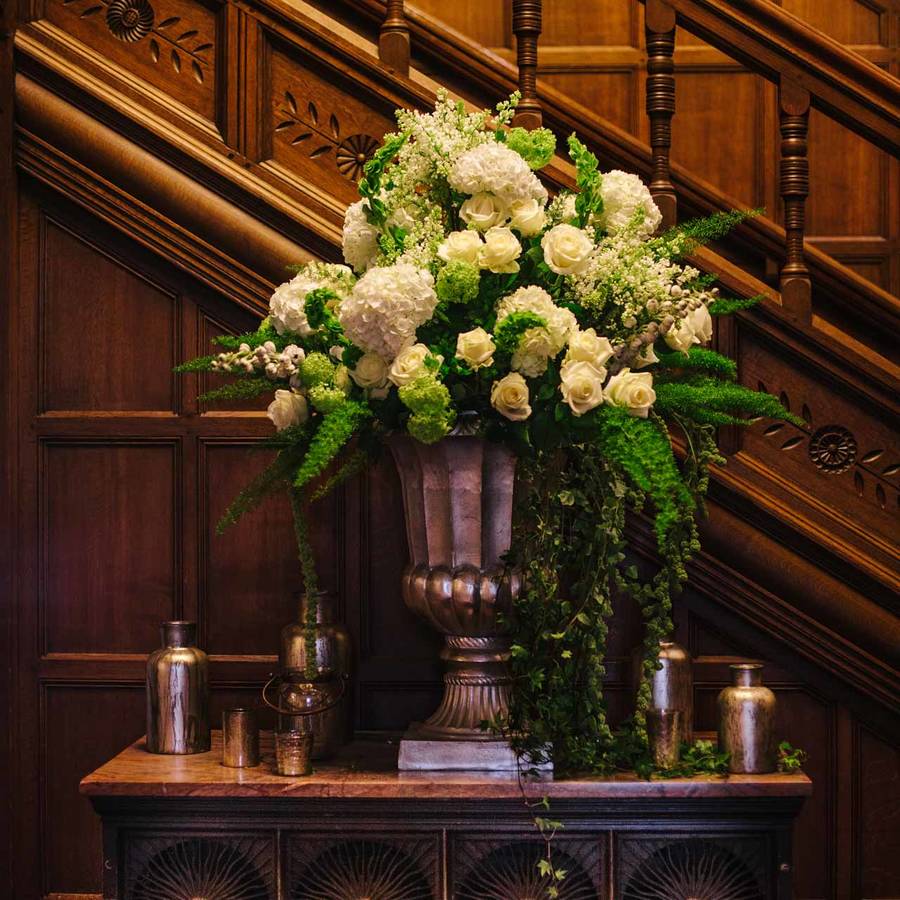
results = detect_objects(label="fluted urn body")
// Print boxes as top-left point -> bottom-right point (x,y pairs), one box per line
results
389,434 -> 520,740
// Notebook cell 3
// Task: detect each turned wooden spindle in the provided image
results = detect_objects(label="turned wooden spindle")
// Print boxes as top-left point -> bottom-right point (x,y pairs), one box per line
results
645,0 -> 677,230
512,0 -> 542,130
778,77 -> 812,323
379,0 -> 410,77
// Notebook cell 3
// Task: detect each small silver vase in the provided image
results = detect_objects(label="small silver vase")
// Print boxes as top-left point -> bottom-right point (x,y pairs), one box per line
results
633,639 -> 693,746
718,663 -> 777,774
146,621 -> 210,754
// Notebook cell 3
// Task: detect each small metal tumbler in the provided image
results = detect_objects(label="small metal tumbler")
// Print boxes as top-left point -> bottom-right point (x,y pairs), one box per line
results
222,708 -> 259,768
275,728 -> 314,776
647,708 -> 683,770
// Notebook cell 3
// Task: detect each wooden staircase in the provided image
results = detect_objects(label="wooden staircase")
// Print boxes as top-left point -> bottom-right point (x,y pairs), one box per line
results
2,0 -> 898,896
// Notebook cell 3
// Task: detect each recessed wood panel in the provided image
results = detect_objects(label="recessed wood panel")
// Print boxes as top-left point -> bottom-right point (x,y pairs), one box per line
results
42,686 -> 145,895
542,70 -> 635,133
410,0 -> 509,48
42,442 -> 178,653
44,0 -> 219,121
671,70 -> 764,208
202,442 -> 340,655
858,724 -> 900,897
40,218 -> 177,412
542,0 -> 634,47
806,111 -> 887,237
782,0 -> 883,44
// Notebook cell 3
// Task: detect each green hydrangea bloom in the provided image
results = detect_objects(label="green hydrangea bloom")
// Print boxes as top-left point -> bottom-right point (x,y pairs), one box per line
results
398,376 -> 451,416
308,384 -> 346,414
505,127 -> 556,170
436,260 -> 480,304
300,352 -> 334,388
407,412 -> 452,444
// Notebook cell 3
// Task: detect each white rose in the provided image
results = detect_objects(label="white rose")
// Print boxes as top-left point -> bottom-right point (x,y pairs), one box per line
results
351,352 -> 389,390
490,372 -> 532,421
511,328 -> 555,378
267,389 -> 308,431
479,226 -> 521,274
633,343 -> 659,369
438,230 -> 483,265
689,303 -> 713,344
541,224 -> 594,275
604,368 -> 656,418
566,328 -> 614,368
664,317 -> 697,352
387,206 -> 417,231
560,360 -> 606,416
333,365 -> 352,395
389,343 -> 441,387
456,327 -> 496,371
342,200 -> 380,273
459,192 -> 508,231
509,198 -> 546,237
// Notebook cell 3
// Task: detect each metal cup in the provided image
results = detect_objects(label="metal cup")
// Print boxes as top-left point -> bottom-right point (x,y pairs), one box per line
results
647,708 -> 683,770
222,708 -> 260,768
275,728 -> 314,776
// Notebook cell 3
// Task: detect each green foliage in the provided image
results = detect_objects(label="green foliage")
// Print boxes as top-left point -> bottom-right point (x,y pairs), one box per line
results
494,311 -> 546,357
212,320 -> 281,351
174,355 -> 216,373
198,378 -> 274,405
293,401 -> 372,490
436,260 -> 481,304
655,347 -> 737,381
709,294 -> 764,316
289,488 -> 320,679
777,741 -> 808,773
567,135 -> 603,227
651,208 -> 762,259
310,449 -> 369,501
358,133 -> 407,226
505,126 -> 556,170
595,407 -> 694,549
654,377 -> 804,428
303,287 -> 342,341
300,352 -> 335,388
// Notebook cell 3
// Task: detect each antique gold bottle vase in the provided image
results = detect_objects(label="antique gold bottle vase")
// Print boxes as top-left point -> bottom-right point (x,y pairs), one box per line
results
389,433 -> 524,771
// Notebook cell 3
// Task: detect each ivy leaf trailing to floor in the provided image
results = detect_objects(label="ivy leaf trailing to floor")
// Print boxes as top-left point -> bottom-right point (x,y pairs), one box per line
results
777,741 -> 808,773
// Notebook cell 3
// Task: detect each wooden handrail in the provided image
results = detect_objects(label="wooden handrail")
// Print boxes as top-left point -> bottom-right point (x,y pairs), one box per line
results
642,0 -> 900,157
344,0 -> 900,336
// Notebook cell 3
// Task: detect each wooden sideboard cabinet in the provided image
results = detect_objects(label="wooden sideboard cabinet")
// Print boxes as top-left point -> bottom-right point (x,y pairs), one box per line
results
81,733 -> 810,899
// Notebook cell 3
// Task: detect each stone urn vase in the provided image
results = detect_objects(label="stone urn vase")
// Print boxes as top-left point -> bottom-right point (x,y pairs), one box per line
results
388,433 -> 522,770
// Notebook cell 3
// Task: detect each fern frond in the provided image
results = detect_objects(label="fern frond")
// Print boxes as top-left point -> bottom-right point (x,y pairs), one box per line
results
655,347 -> 737,381
294,401 -> 372,490
199,378 -> 274,404
654,378 -> 803,426
708,294 -> 764,316
174,355 -> 217,373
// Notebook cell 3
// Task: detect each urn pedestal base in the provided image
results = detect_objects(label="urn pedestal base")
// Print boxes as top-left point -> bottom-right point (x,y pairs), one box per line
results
398,726 -> 522,771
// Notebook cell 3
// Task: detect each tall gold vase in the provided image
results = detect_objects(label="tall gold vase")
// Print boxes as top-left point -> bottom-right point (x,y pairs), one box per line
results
389,434 -> 521,768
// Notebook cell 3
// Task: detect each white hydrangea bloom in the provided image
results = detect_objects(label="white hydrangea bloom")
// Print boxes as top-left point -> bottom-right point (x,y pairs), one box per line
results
595,170 -> 662,237
449,142 -> 548,207
337,264 -> 438,361
269,263 -> 354,337
495,285 -> 578,376
342,200 -> 380,273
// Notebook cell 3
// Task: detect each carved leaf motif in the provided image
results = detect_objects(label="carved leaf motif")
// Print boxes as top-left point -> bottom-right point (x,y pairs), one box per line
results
875,484 -> 887,509
194,42 -> 213,53
275,121 -> 294,131
854,471 -> 864,496
171,49 -> 181,72
290,132 -> 312,144
781,436 -> 804,450
779,390 -> 790,410
883,463 -> 900,477
80,4 -> 102,15
801,403 -> 812,424
764,423 -> 784,436
330,114 -> 340,139
191,60 -> 203,83
157,15 -> 179,27
176,29 -> 198,42
757,380 -> 768,393
149,38 -> 160,62
309,145 -> 332,158
285,91 -> 298,115
308,101 -> 319,124
861,449 -> 884,463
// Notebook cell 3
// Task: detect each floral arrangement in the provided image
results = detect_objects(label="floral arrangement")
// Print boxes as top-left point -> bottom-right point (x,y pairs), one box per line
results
179,93 -> 797,769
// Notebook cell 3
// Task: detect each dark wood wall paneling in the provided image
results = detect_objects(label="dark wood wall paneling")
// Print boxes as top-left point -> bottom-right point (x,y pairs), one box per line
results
4,0 -> 899,896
